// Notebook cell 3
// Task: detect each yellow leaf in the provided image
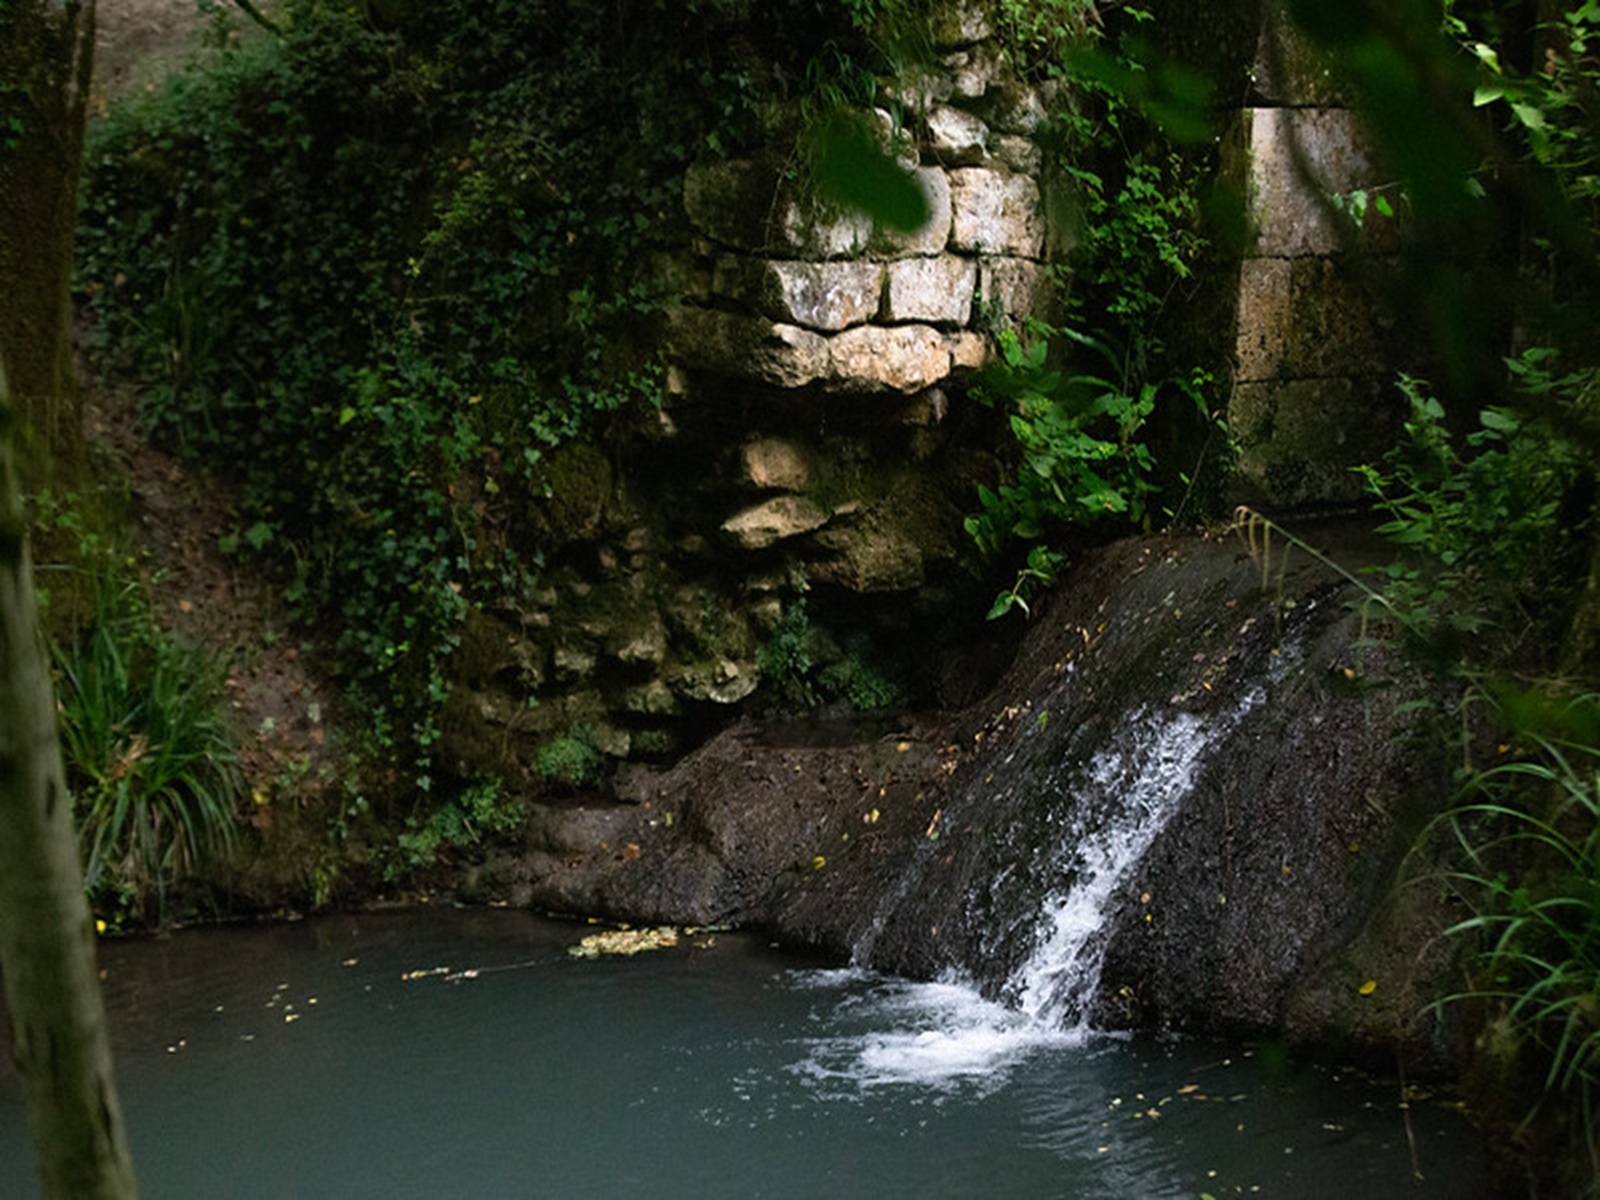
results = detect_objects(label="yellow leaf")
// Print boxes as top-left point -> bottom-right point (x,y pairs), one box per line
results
1359,979 -> 1378,996
812,856 -> 827,870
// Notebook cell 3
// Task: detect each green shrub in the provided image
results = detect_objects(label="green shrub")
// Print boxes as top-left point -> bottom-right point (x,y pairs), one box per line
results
1356,357 -> 1592,669
1422,687 -> 1600,1160
389,778 -> 523,881
966,8 -> 1219,617
535,729 -> 603,789
54,582 -> 241,925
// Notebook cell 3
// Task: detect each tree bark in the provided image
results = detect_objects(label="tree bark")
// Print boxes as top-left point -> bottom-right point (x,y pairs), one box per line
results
0,1 -> 139,1195
0,0 -> 96,478
0,360 -> 138,1198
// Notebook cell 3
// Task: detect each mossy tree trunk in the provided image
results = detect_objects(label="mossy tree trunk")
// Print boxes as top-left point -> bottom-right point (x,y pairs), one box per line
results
0,0 -> 95,479
0,1 -> 138,1195
0,363 -> 137,1198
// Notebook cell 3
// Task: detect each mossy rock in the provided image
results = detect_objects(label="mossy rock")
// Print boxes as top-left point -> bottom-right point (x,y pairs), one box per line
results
527,443 -> 615,545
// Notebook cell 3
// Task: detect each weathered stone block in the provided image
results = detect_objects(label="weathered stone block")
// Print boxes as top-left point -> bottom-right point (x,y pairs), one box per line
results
1245,107 -> 1381,257
682,159 -> 778,252
712,257 -> 884,332
829,324 -> 954,392
949,168 -> 1044,257
882,256 -> 977,327
683,159 -> 872,258
1234,257 -> 1292,382
1250,7 -> 1358,107
981,81 -> 1048,136
667,308 -> 831,388
989,133 -> 1042,174
779,196 -> 875,259
977,256 -> 1047,322
946,43 -> 1005,100
870,107 -> 921,171
622,680 -> 680,717
928,0 -> 990,47
721,494 -> 830,550
673,658 -> 759,704
1230,376 -> 1399,507
890,63 -> 955,112
1235,256 -> 1386,381
609,614 -> 668,667
947,331 -> 989,371
870,167 -> 952,257
741,437 -> 814,491
925,105 -> 988,166
811,523 -> 926,592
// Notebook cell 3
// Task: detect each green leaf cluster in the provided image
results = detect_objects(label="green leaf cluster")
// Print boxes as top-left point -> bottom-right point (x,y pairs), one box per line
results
1357,362 -> 1591,666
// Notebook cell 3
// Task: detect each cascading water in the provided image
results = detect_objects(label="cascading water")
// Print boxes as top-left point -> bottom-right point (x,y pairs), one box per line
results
1010,709 -> 1208,1028
803,687 -> 1268,1089
1010,690 -> 1261,1030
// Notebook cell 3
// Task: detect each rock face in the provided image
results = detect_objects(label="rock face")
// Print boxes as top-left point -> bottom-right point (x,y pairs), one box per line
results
484,528 -> 1459,1067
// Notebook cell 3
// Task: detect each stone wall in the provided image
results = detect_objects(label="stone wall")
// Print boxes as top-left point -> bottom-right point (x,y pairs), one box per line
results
1227,7 -> 1406,508
437,4 -> 1055,788
437,0 -> 1419,794
669,14 -> 1051,395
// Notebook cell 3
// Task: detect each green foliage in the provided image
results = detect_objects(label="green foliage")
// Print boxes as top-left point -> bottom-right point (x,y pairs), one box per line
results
54,581 -> 241,926
535,729 -> 603,789
388,778 -> 523,881
757,597 -> 818,707
1288,6 -> 1600,1178
817,631 -> 907,712
806,108 -> 929,232
1357,359 -> 1592,667
74,0 -> 806,782
1425,687 -> 1600,1146
965,8 -> 1219,617
966,322 -> 1158,563
757,597 -> 905,711
991,0 -> 1101,70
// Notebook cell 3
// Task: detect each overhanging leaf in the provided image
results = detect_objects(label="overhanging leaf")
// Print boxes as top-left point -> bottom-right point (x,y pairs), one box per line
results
809,111 -> 930,233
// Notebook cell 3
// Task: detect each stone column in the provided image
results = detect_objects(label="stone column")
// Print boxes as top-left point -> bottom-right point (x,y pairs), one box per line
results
1228,7 -> 1401,509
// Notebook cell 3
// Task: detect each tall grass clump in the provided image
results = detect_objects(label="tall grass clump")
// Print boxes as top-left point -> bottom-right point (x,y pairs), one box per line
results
1418,688 -> 1600,1184
54,582 -> 241,925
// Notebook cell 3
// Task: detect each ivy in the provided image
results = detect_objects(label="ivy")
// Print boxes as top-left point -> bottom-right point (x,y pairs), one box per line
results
75,0 -> 855,785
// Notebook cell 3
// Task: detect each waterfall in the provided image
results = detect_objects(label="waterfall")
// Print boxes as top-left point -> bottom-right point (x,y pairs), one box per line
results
1010,690 -> 1262,1031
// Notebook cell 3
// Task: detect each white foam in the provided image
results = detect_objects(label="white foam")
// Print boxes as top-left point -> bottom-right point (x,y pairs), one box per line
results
788,971 -> 1082,1094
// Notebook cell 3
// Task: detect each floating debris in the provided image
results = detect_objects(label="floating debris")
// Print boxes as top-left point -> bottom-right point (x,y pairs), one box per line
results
568,927 -> 680,958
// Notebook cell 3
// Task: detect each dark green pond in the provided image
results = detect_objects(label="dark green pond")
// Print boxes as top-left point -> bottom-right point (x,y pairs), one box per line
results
0,910 -> 1490,1198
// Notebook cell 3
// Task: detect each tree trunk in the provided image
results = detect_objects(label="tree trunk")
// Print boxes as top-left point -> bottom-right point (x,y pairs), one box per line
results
0,1 -> 139,1195
0,361 -> 138,1198
0,0 -> 95,479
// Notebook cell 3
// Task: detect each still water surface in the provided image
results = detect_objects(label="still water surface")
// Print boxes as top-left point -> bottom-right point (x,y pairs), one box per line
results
0,910 -> 1489,1198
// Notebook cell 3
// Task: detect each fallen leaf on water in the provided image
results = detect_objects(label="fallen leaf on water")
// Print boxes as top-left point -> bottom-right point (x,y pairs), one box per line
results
1178,1084 -> 1200,1095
